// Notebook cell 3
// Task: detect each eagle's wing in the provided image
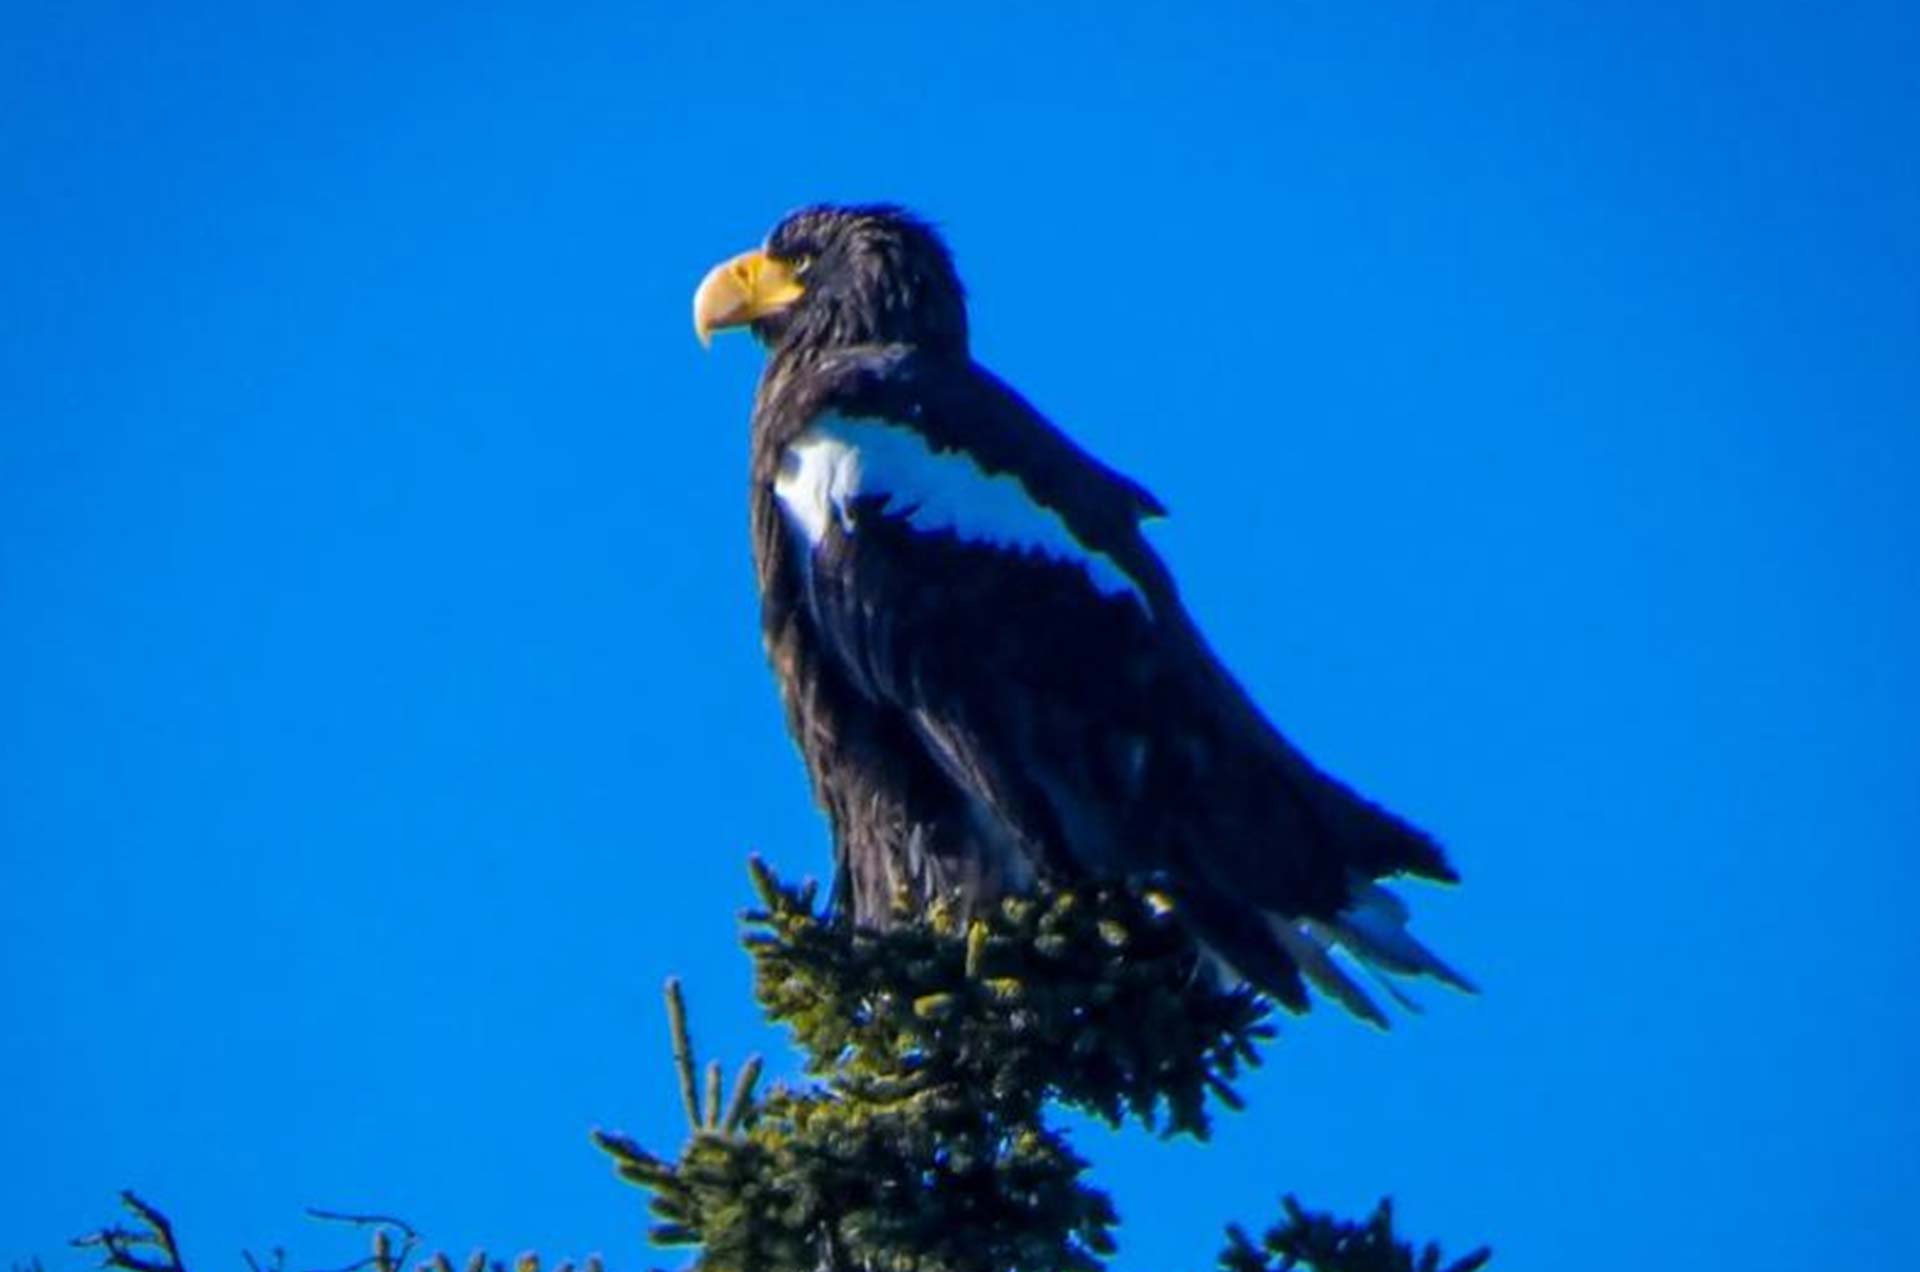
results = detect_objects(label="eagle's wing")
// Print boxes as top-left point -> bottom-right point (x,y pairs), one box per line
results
774,349 -> 1173,851
766,349 -> 1465,1018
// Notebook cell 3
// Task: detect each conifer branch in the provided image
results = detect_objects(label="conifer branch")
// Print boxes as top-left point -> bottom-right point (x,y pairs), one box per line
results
664,978 -> 703,1134
66,859 -> 1487,1272
73,1192 -> 187,1272
1220,1196 -> 1491,1272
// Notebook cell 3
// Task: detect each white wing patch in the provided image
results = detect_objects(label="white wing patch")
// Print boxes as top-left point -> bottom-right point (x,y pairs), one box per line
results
773,413 -> 1147,606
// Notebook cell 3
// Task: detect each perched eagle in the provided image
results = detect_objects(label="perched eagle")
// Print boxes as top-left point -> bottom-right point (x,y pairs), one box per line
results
693,204 -> 1471,1024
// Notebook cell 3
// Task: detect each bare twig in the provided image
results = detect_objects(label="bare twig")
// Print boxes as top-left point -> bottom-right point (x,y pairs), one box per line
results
72,1192 -> 188,1272
303,1209 -> 418,1272
303,1214 -> 418,1242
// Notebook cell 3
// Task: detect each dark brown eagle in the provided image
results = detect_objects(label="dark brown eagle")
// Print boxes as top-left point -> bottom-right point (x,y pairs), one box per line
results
693,204 -> 1472,1025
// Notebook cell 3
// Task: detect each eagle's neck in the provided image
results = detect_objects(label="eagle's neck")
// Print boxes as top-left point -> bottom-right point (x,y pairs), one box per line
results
750,343 -> 943,451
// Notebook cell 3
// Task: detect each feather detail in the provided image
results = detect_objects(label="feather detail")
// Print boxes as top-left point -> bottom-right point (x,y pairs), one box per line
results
1259,881 -> 1473,1027
774,413 -> 1149,607
1328,882 -> 1478,993
1268,917 -> 1390,1029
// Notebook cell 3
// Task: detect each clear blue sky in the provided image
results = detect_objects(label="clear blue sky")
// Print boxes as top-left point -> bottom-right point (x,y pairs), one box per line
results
4,2 -> 1916,1268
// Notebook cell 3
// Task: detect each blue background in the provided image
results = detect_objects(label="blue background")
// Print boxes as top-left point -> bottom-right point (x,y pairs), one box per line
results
4,2 -> 1916,1268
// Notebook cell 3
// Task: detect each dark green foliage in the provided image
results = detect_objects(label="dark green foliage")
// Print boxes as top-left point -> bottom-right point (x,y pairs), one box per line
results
65,860 -> 1486,1272
1221,1197 -> 1491,1272
742,856 -> 1272,1137
595,860 -> 1487,1272
599,1096 -> 1114,1272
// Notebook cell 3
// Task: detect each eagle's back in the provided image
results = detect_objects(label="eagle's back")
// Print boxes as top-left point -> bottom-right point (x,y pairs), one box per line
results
747,346 -> 1465,1020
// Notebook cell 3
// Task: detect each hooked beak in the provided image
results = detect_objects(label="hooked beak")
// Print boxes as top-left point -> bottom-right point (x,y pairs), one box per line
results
691,249 -> 805,347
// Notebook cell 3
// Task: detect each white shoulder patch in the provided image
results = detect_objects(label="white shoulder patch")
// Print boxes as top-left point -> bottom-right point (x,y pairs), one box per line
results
773,413 -> 1146,605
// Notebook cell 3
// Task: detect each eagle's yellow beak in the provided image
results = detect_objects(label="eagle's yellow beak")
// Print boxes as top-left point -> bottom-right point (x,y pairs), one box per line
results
692,249 -> 805,347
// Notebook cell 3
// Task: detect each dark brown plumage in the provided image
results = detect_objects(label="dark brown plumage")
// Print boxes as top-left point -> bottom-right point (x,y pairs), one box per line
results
693,204 -> 1472,1024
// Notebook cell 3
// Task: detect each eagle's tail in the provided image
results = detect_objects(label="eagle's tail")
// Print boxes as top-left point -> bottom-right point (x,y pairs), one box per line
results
1256,882 -> 1474,1028
1330,881 -> 1477,992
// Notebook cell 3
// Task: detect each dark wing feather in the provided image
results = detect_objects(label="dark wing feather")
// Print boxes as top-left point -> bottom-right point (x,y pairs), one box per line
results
753,347 -> 1456,1012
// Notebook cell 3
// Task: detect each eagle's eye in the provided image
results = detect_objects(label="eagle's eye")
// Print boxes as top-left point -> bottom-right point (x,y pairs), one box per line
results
769,246 -> 815,277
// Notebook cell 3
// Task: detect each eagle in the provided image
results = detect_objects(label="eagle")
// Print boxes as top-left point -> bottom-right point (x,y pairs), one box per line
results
692,204 -> 1472,1024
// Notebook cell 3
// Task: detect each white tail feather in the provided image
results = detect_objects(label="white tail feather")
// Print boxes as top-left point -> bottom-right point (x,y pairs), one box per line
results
1330,882 -> 1478,993
1303,918 -> 1426,1014
1260,883 -> 1475,1026
1268,918 -> 1389,1028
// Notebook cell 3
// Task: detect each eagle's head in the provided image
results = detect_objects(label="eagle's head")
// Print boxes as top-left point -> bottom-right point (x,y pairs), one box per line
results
693,204 -> 968,358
